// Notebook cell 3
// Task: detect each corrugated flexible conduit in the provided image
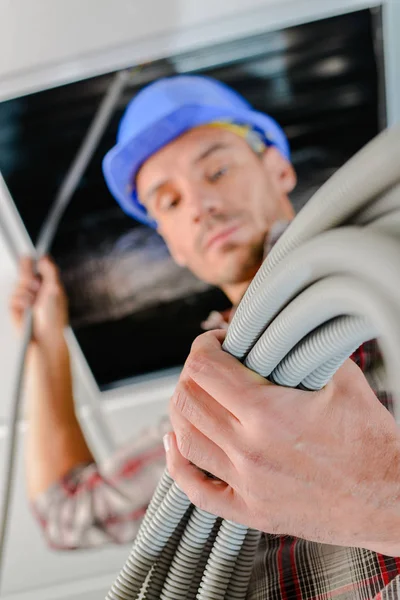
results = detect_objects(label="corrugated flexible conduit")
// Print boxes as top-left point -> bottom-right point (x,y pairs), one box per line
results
106,123 -> 400,600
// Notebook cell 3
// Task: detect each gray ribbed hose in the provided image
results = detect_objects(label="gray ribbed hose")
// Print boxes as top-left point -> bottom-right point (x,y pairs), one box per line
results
106,123 -> 400,600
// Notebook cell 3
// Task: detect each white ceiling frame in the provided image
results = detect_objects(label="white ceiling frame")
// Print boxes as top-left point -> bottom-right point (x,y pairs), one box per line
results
382,0 -> 400,126
0,0 -> 382,102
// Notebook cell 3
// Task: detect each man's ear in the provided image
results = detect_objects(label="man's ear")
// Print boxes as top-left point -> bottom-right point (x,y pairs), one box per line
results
261,146 -> 297,194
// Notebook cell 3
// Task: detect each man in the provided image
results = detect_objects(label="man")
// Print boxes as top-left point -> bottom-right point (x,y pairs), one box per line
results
10,75 -> 400,598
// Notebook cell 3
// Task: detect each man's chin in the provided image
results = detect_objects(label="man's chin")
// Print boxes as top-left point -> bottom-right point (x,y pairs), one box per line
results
210,258 -> 263,288
192,241 -> 265,287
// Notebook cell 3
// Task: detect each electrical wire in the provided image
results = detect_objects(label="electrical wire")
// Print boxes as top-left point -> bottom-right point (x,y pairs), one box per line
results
106,123 -> 400,600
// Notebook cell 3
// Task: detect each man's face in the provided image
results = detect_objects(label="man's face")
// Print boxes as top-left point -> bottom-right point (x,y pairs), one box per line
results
137,126 -> 295,287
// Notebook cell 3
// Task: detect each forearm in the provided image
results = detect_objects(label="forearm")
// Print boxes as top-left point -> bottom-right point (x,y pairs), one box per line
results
25,334 -> 94,500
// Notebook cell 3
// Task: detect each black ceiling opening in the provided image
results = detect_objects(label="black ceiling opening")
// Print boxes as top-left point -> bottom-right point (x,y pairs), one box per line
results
0,9 -> 382,389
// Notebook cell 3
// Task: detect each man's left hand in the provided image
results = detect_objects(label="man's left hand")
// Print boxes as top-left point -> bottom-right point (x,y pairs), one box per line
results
166,330 -> 400,555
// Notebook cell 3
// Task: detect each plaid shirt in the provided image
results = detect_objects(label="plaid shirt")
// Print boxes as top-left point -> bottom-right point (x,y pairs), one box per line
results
33,225 -> 400,599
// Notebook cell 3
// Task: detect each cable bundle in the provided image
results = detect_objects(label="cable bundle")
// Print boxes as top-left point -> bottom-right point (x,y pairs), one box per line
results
106,124 -> 400,600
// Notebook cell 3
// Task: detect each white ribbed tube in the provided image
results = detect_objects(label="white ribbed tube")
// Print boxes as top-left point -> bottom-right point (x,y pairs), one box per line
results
106,124 -> 400,600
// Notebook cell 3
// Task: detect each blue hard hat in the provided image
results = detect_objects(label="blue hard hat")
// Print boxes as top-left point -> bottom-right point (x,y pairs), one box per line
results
102,75 -> 290,227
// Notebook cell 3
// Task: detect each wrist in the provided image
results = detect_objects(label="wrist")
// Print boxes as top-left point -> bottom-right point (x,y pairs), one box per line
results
28,329 -> 67,359
367,541 -> 400,557
361,444 -> 400,556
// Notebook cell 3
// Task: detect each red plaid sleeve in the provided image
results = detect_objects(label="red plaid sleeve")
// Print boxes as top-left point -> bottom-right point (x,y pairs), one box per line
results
31,419 -> 169,550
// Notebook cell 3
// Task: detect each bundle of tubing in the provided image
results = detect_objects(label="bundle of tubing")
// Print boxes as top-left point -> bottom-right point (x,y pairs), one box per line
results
106,123 -> 400,600
0,69 -> 132,592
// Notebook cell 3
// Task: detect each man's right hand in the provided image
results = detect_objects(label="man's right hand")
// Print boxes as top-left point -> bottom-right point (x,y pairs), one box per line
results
9,256 -> 68,346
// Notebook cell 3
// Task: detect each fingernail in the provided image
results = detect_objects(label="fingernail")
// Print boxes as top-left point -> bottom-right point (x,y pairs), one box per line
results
163,434 -> 171,453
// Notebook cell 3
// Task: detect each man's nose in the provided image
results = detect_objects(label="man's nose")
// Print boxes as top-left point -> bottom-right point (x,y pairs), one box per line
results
186,183 -> 222,223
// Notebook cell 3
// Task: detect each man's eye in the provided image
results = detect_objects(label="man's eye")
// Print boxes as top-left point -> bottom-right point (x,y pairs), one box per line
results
161,196 -> 180,211
208,166 -> 229,183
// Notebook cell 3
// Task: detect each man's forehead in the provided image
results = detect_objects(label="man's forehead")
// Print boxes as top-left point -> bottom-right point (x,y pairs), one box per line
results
137,126 -> 242,201
150,126 -> 239,164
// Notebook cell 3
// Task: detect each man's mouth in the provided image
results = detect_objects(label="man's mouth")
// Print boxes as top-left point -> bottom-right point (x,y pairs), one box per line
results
204,225 -> 241,251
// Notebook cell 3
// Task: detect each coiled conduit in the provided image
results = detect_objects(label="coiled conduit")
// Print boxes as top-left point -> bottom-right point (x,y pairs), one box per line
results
106,123 -> 400,600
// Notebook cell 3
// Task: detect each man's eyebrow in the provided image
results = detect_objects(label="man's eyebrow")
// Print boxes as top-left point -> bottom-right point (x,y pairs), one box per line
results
142,143 -> 230,204
193,142 -> 230,164
142,180 -> 168,205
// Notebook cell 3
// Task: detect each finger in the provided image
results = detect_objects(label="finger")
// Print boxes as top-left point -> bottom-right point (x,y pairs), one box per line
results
19,256 -> 35,280
169,408 -> 234,484
9,302 -> 24,326
14,279 -> 39,298
171,375 -> 240,447
10,291 -> 36,311
16,277 -> 41,293
165,432 -> 243,520
9,296 -> 32,327
184,331 -> 268,419
37,256 -> 60,285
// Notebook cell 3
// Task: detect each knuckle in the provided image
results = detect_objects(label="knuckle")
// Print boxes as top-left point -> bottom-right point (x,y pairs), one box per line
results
245,449 -> 269,469
172,382 -> 194,418
176,429 -> 193,461
189,330 -> 216,360
184,484 -> 203,508
185,345 -> 209,376
234,444 -> 275,473
190,332 -> 207,354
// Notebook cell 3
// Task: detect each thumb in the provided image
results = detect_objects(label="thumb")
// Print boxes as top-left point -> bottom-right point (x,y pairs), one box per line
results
37,256 -> 60,285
